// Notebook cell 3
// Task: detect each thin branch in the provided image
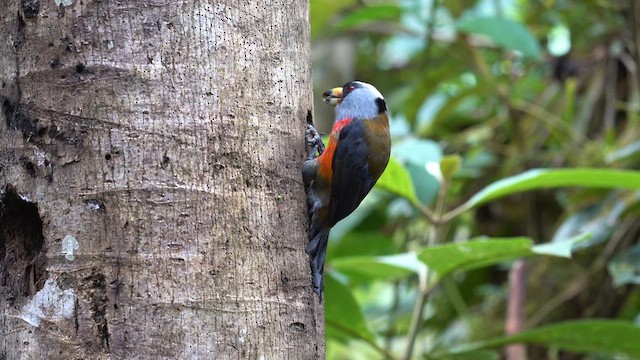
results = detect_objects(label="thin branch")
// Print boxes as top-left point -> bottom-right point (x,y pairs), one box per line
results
434,179 -> 449,219
505,260 -> 528,360
413,200 -> 439,224
422,0 -> 441,69
462,35 -> 493,83
526,218 -> 640,328
403,288 -> 428,360
509,98 -> 584,143
603,54 -> 619,135
631,1 -> 640,101
402,280 -> 438,360
525,276 -> 588,328
384,281 -> 403,359
463,32 -> 585,146
404,177 -> 450,360
440,202 -> 471,223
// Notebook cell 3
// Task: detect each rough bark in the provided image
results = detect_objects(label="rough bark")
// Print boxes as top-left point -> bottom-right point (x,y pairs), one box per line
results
0,0 -> 322,359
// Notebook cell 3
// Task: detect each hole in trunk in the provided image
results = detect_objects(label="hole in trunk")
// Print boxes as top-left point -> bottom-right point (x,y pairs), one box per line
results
0,184 -> 47,305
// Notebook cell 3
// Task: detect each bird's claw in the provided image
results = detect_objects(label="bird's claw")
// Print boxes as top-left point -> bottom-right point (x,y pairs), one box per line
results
305,124 -> 320,147
305,124 -> 325,160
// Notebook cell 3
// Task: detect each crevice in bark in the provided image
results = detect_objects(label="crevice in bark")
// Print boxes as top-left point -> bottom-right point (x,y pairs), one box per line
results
0,183 -> 47,306
2,97 -> 72,144
83,270 -> 111,351
2,97 -> 42,141
83,198 -> 106,212
13,12 -> 24,102
20,0 -> 40,19
18,155 -> 37,178
74,297 -> 80,333
110,278 -> 123,310
160,152 -> 170,169
74,62 -> 87,74
16,14 -> 26,48
290,322 -> 306,332
306,109 -> 313,125
2,98 -> 84,177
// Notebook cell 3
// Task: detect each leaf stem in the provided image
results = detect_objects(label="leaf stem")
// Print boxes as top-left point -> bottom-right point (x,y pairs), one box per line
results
403,289 -> 427,360
402,279 -> 438,360
413,201 -> 439,224
441,202 -> 471,223
404,177 -> 449,359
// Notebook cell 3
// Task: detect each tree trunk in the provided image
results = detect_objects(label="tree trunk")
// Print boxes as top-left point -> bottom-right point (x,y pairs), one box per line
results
0,1 -> 323,359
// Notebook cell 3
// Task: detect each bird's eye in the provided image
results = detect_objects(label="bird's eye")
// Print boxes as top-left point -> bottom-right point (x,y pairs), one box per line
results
346,85 -> 355,92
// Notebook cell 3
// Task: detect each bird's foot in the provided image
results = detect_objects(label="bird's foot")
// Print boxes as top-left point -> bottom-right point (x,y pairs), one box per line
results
305,124 -> 325,160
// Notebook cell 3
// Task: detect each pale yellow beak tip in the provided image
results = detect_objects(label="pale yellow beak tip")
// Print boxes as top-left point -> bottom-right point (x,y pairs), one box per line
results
322,87 -> 343,106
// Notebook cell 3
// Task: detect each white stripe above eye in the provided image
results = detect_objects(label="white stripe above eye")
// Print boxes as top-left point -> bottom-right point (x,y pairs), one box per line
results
355,81 -> 384,100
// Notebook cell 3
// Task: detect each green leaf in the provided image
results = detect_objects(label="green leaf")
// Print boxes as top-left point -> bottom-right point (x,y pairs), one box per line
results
392,138 -> 443,166
606,140 -> 640,163
375,156 -> 418,202
440,154 -> 462,181
310,0 -> 357,39
417,235 -> 588,280
456,17 -> 541,59
532,232 -> 592,258
325,273 -> 377,345
466,168 -> 640,208
418,237 -> 534,280
328,231 -> 396,258
332,253 -> 420,281
552,191 -> 639,250
334,5 -> 402,33
377,252 -> 424,274
438,320 -> 640,358
608,244 -> 640,287
392,138 -> 443,205
437,350 -> 499,360
406,162 -> 440,205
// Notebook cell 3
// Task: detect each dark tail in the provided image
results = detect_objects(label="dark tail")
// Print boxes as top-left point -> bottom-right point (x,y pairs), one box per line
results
305,227 -> 330,301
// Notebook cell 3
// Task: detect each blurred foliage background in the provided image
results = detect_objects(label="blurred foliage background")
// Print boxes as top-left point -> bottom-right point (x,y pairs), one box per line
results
309,0 -> 640,359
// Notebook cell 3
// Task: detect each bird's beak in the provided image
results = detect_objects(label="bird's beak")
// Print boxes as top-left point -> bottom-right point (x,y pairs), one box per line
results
322,87 -> 343,106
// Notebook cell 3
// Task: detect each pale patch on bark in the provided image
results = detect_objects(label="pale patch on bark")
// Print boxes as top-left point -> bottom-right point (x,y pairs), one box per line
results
54,0 -> 73,6
61,234 -> 79,260
20,279 -> 75,327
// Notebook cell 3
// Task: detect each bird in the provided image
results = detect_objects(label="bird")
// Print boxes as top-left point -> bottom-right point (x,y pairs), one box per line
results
303,81 -> 391,300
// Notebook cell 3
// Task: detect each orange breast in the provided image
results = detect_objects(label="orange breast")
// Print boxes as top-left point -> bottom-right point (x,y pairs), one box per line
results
317,118 -> 351,182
